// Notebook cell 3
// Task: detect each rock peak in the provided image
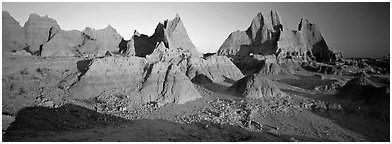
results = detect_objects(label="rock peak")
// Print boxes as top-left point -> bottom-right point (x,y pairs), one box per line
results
175,13 -> 181,19
133,30 -> 141,36
104,24 -> 115,30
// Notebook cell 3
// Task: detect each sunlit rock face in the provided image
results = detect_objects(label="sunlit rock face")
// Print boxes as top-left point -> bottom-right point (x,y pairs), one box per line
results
218,11 -> 342,63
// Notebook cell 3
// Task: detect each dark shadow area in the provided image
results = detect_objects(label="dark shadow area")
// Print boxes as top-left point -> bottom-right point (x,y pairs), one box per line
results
118,38 -> 129,54
194,82 -> 240,99
223,76 -> 236,84
278,74 -> 337,90
3,103 -> 322,142
3,103 -> 130,141
76,59 -> 92,80
311,109 -> 390,142
191,74 -> 213,84
203,53 -> 216,59
281,88 -> 334,102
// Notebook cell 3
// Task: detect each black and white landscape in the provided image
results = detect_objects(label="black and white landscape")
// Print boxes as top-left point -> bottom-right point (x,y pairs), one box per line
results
2,2 -> 390,142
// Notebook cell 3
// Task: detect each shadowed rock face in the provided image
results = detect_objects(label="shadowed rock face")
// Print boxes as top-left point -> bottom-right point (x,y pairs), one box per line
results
2,11 -> 27,53
229,74 -> 285,99
23,13 -> 60,53
218,11 -> 342,63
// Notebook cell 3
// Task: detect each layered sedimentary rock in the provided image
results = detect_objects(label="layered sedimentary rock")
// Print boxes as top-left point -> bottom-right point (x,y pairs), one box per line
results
42,25 -> 123,57
229,74 -> 285,99
77,25 -> 123,57
123,14 -> 202,57
218,11 -> 342,63
277,18 -> 342,62
2,11 -> 27,53
23,13 -> 60,53
41,30 -> 83,57
233,55 -> 301,75
181,56 -> 245,82
218,11 -> 287,57
138,62 -> 202,104
146,43 -> 244,82
69,57 -> 201,105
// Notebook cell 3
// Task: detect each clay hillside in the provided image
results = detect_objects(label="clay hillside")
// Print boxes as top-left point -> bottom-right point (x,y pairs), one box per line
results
2,10 -> 390,142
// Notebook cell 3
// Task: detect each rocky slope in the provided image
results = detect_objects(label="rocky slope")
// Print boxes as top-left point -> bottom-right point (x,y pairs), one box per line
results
229,74 -> 285,99
69,56 -> 202,105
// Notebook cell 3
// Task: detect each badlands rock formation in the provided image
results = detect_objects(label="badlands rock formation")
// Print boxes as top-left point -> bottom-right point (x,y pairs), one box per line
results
229,74 -> 284,99
2,11 -> 27,53
41,29 -> 83,57
42,25 -> 123,57
23,13 -> 60,53
2,11 -> 124,57
78,25 -> 122,57
122,14 -> 202,57
69,57 -> 201,105
218,11 -> 342,63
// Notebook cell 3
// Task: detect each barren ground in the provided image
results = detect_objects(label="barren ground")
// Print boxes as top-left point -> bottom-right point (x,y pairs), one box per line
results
2,54 -> 390,142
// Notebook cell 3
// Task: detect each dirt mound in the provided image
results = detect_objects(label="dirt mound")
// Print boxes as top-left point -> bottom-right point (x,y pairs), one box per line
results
337,76 -> 389,121
2,11 -> 27,53
69,57 -> 201,105
229,74 -> 285,99
4,104 -> 129,141
182,56 -> 245,82
337,76 -> 387,103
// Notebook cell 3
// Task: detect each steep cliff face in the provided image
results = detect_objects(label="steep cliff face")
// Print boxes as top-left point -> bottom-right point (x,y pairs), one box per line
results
2,11 -> 27,53
41,30 -> 83,57
23,13 -> 60,53
124,14 -> 202,58
218,11 -> 342,63
277,18 -> 342,62
218,11 -> 287,57
77,25 -> 123,57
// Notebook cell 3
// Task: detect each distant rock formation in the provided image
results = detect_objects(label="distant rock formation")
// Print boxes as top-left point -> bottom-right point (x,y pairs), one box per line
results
69,57 -> 201,105
217,11 -> 342,63
122,14 -> 202,57
77,25 -> 123,57
2,11 -> 124,57
2,11 -> 27,53
229,74 -> 285,99
41,30 -> 83,57
23,13 -> 60,54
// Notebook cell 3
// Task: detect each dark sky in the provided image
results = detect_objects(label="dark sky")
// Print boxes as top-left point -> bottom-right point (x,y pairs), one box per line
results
3,2 -> 390,58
